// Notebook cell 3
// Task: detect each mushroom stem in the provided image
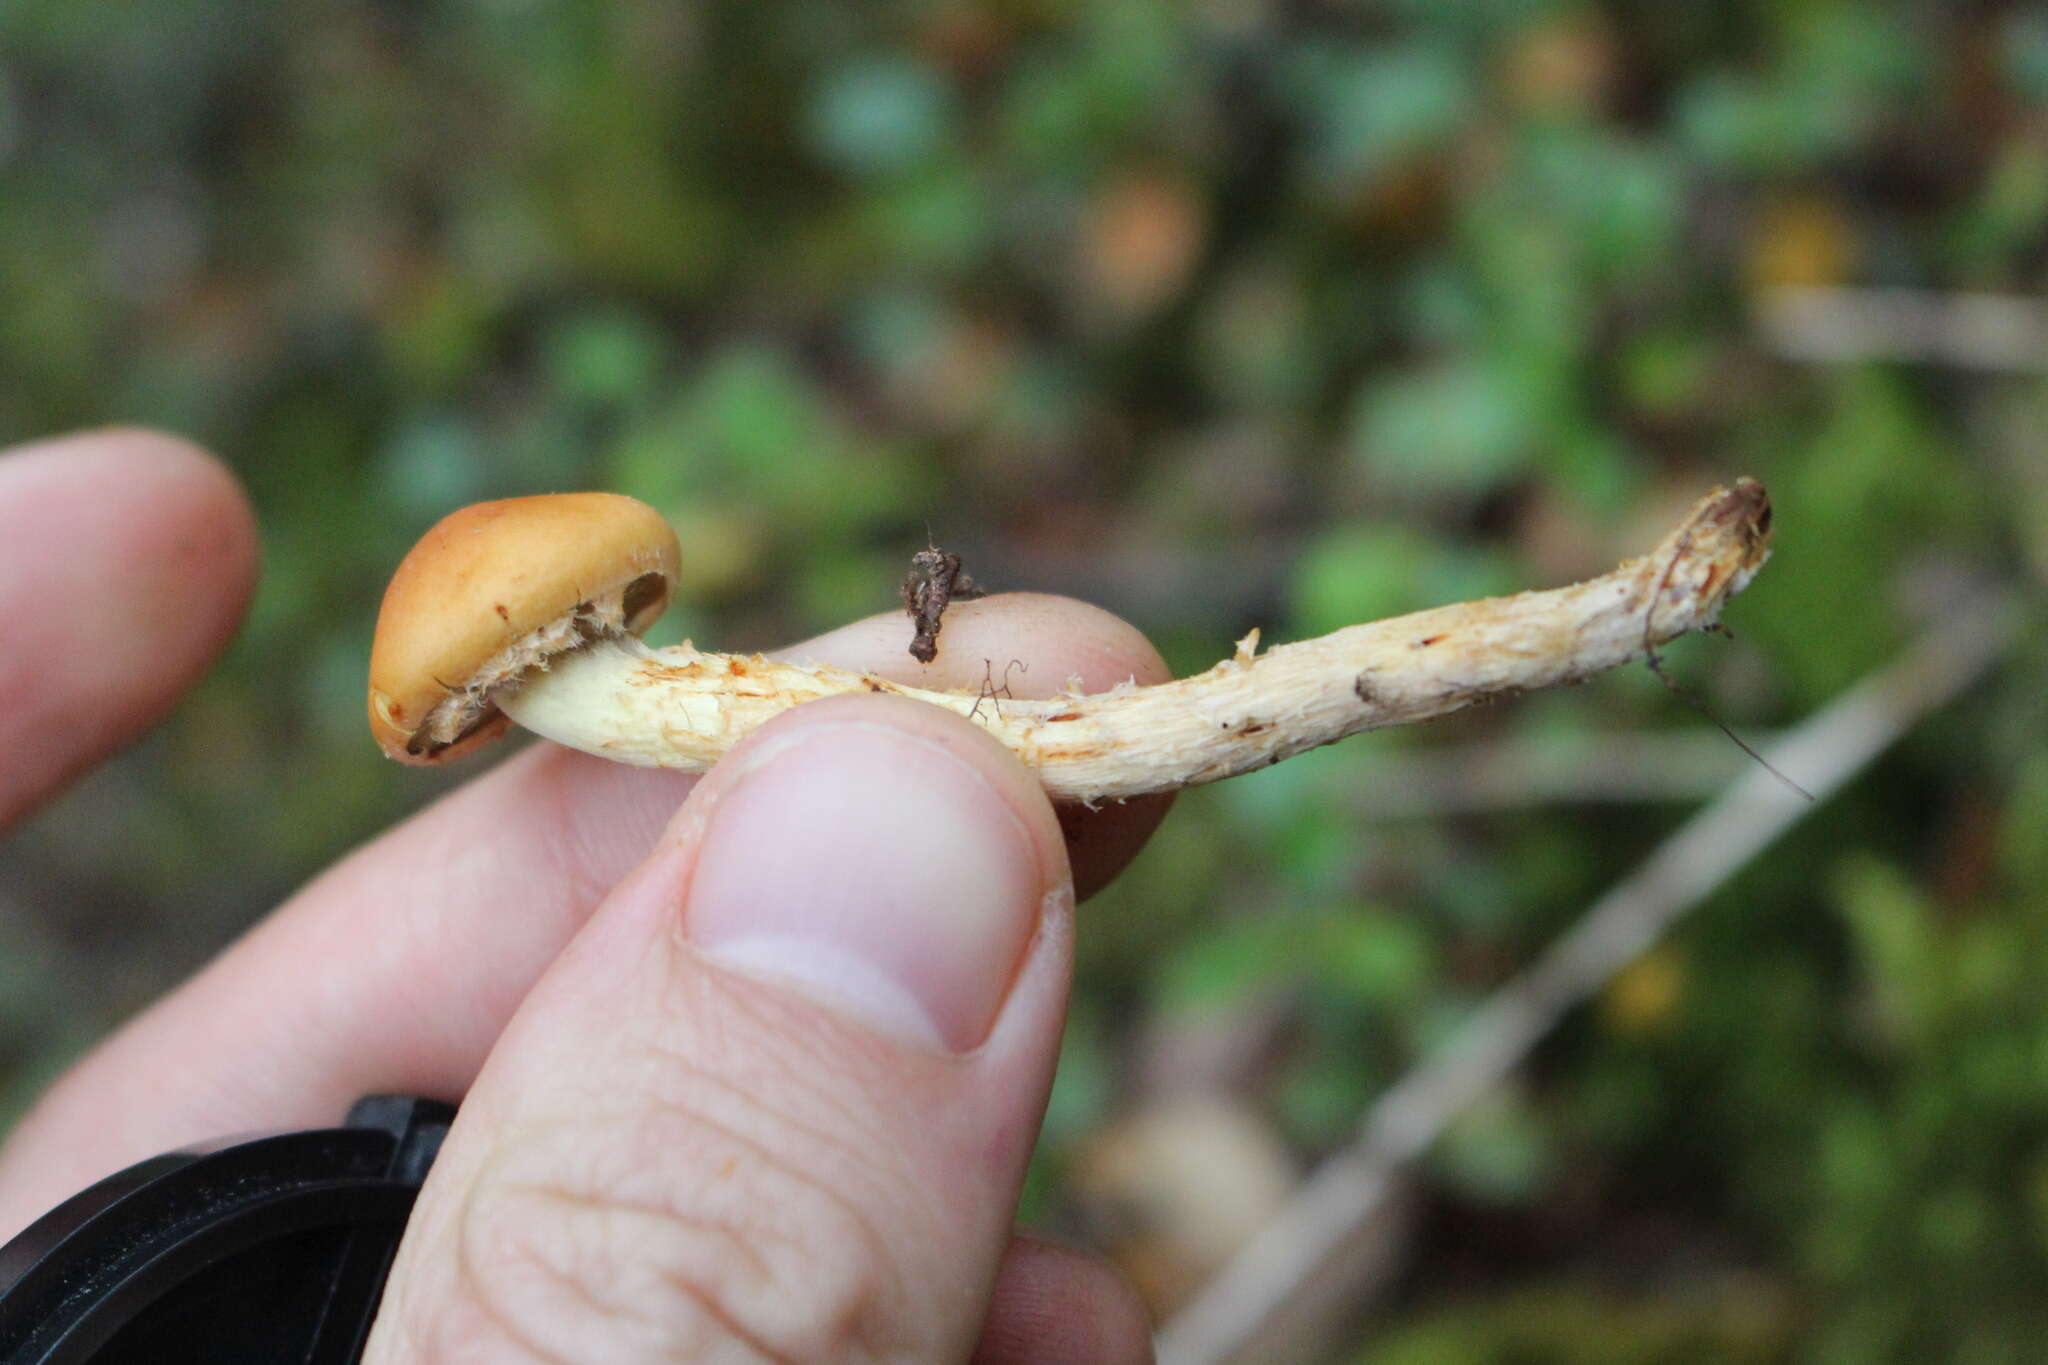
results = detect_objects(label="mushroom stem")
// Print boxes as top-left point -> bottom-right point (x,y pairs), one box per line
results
499,480 -> 1773,803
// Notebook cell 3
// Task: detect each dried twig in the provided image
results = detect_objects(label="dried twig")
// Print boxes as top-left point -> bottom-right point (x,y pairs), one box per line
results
1758,286 -> 2048,372
1154,587 -> 2022,1365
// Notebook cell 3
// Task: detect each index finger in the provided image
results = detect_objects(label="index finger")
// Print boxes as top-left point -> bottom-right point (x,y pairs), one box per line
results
0,430 -> 258,828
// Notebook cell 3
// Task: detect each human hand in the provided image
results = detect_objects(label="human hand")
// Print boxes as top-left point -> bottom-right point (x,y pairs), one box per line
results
0,430 -> 1165,1362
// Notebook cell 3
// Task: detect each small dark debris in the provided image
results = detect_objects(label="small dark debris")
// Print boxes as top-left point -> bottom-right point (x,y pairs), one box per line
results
902,542 -> 985,663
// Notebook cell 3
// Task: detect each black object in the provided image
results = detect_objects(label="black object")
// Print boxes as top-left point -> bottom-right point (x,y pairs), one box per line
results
0,1096 -> 453,1364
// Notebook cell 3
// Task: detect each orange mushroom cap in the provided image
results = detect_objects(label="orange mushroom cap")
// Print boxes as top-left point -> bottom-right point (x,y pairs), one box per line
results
367,493 -> 680,764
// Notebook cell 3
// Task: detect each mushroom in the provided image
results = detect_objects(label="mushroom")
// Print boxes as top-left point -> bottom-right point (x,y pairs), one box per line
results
368,493 -> 680,764
368,482 -> 1775,801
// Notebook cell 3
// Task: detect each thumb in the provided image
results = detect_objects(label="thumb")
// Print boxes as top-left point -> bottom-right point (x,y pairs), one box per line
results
364,693 -> 1076,1363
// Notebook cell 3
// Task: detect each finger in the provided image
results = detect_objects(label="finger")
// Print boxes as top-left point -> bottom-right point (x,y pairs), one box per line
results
0,429 -> 258,827
795,592 -> 1176,902
366,692 -> 1074,1360
974,1233 -> 1156,1365
0,592 -> 1169,1234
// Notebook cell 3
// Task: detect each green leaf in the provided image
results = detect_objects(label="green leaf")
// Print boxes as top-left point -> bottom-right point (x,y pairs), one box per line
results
1350,361 -> 1534,499
810,57 -> 953,178
1830,853 -> 1939,1049
1290,42 -> 1471,188
2004,12 -> 2048,99
542,308 -> 666,404
1290,520 -> 1522,639
1434,1092 -> 1552,1204
1155,913 -> 1300,1011
2000,750 -> 2048,894
1308,910 -> 1436,1006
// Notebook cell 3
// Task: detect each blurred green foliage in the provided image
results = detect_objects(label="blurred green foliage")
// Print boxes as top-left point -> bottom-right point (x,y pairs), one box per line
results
3,0 -> 2047,1357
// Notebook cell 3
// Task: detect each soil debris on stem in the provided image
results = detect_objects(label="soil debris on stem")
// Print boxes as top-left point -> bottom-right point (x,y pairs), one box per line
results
902,541 -> 985,664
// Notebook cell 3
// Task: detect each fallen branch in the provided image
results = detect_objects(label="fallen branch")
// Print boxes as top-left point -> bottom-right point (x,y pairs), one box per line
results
1154,586 -> 2022,1365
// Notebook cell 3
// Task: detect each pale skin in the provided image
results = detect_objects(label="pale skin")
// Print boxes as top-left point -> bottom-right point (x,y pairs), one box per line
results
0,430 -> 1162,1362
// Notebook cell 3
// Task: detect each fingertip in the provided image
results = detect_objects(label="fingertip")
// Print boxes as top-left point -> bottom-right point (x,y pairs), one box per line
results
973,1233 -> 1157,1365
663,690 -> 1073,1053
670,688 -> 1074,904
785,592 -> 1173,694
937,592 -> 1174,694
114,426 -> 261,602
4,425 -> 261,633
0,428 -> 260,820
784,593 -> 1174,901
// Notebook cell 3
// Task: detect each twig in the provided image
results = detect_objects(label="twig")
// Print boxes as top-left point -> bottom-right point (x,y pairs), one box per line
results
1757,286 -> 2048,372
1154,588 -> 2022,1365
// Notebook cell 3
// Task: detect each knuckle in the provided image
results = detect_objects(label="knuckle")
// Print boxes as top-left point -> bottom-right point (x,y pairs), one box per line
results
452,1096 -> 914,1363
